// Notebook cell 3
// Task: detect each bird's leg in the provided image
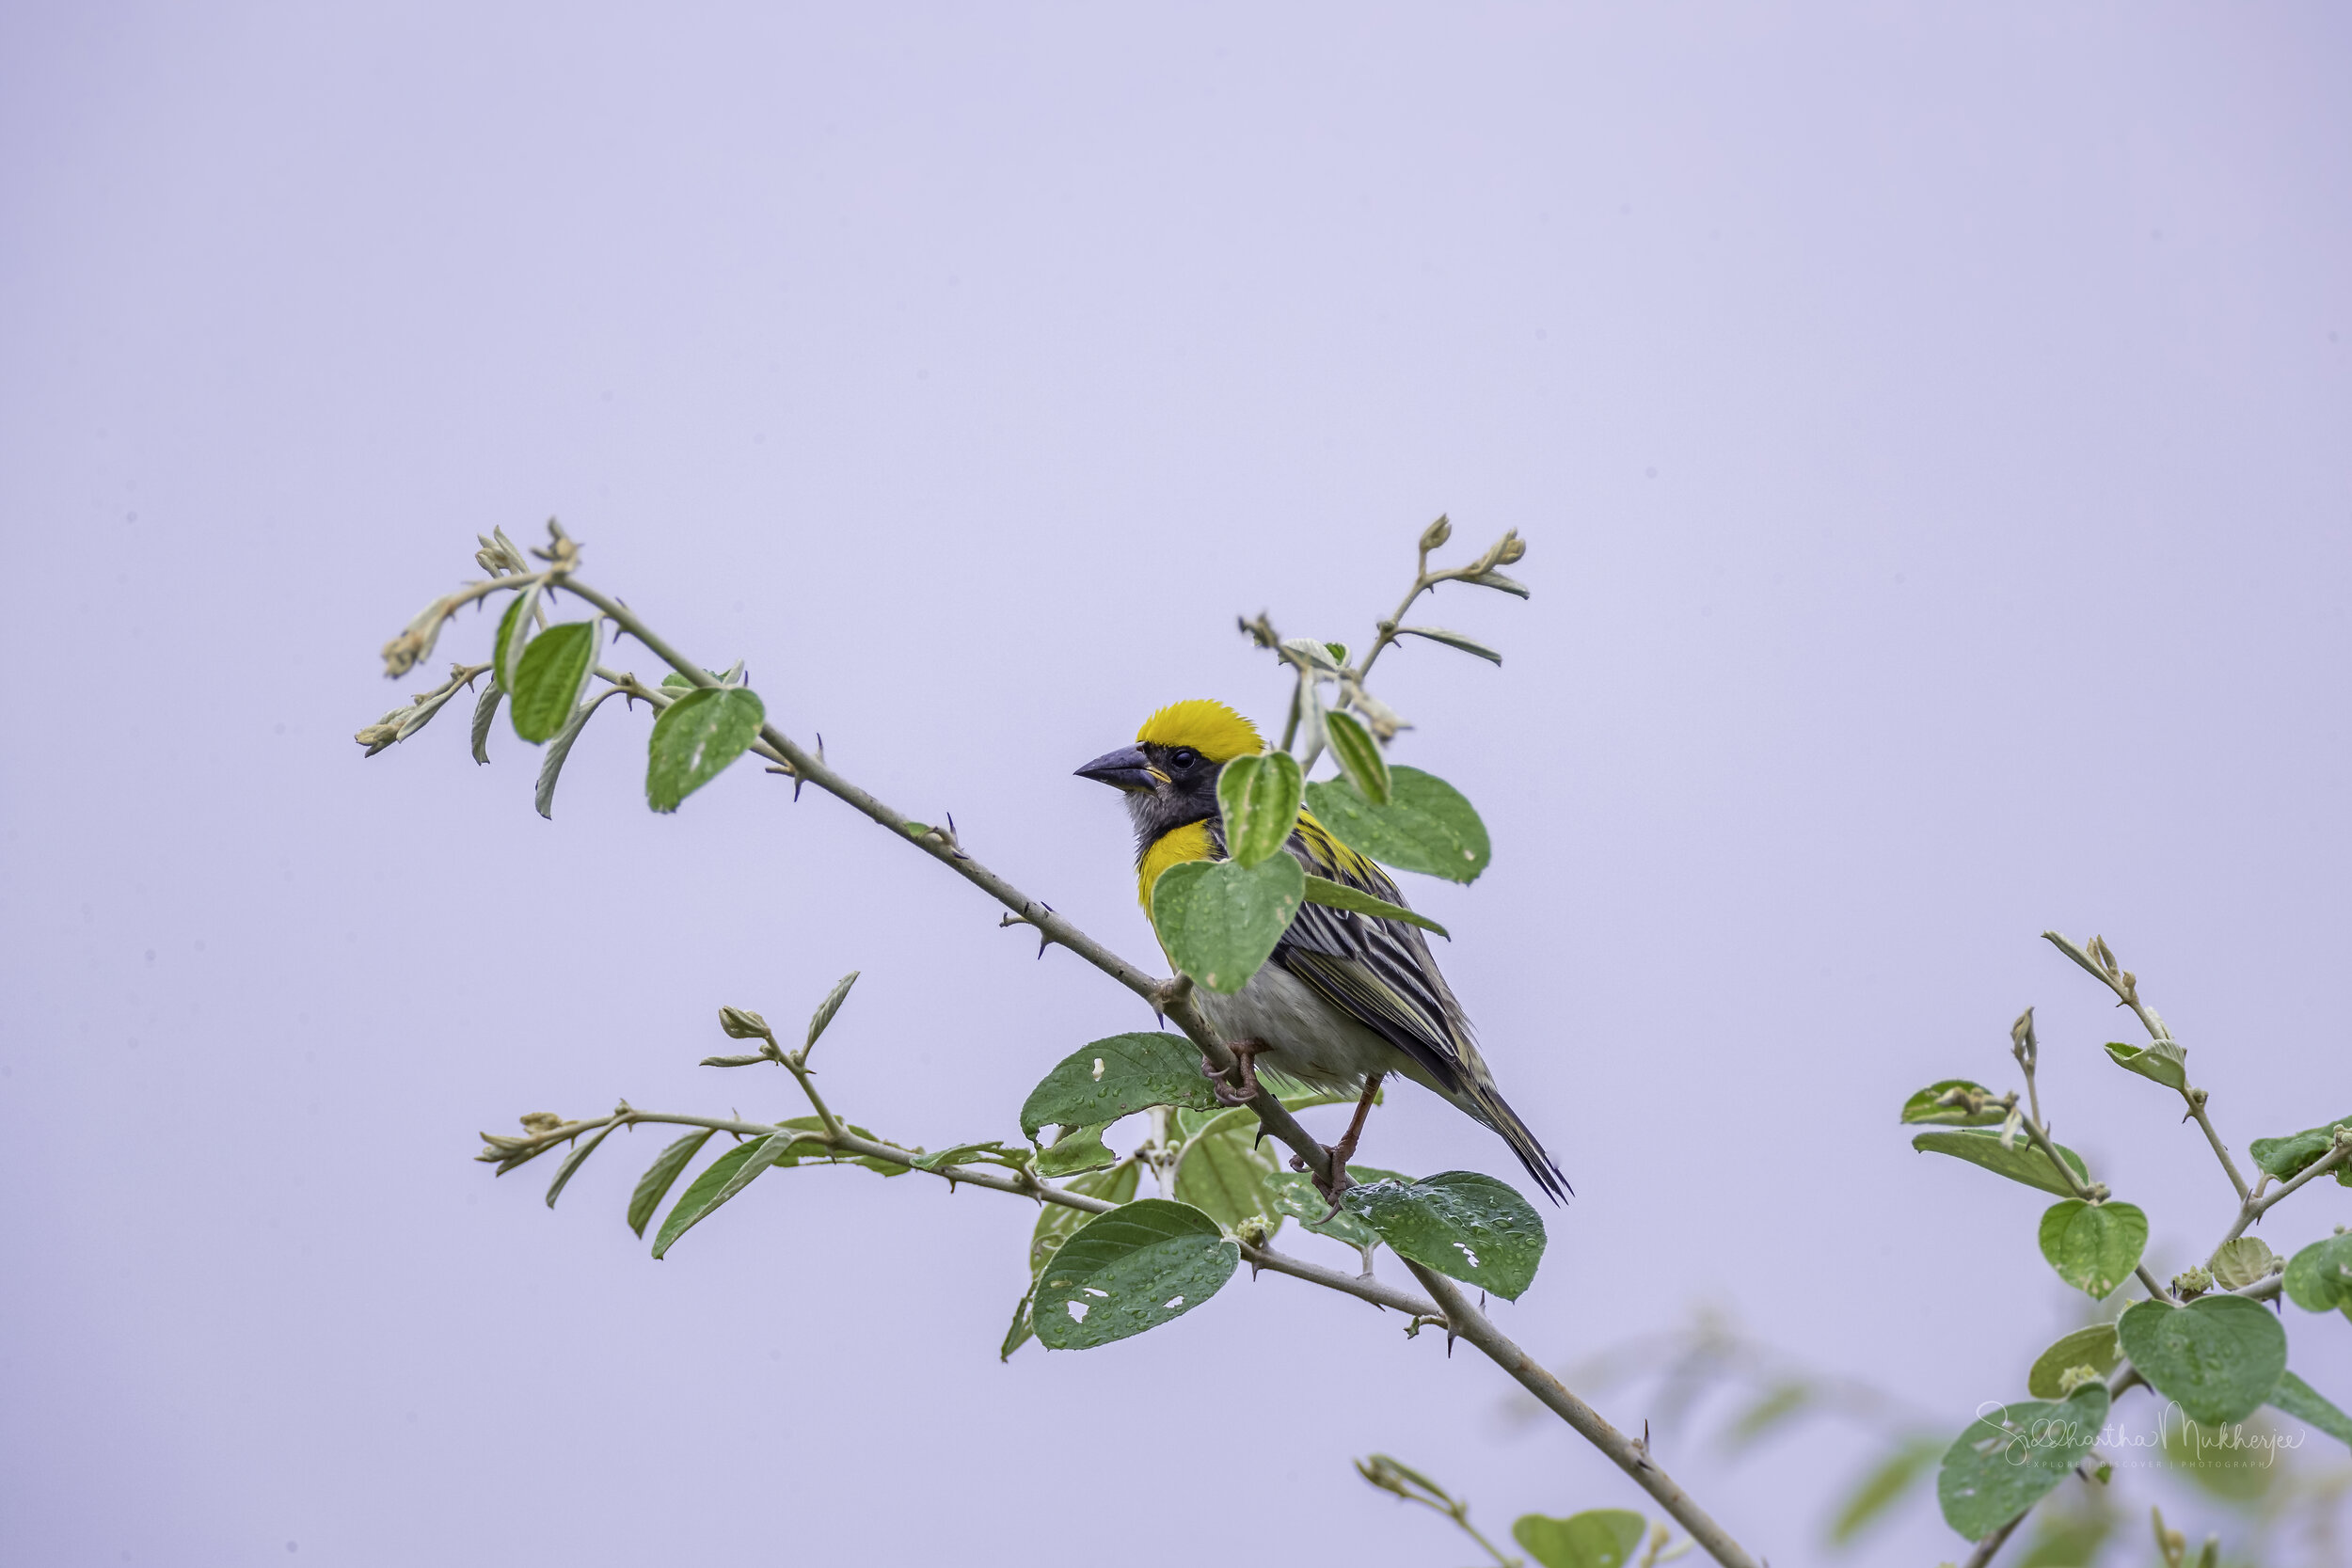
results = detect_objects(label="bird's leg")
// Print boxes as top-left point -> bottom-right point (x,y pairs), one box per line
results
1314,1071 -> 1385,1217
1200,1039 -> 1267,1106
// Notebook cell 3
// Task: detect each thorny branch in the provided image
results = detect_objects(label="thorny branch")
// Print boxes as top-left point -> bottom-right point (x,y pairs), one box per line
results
401,523 -> 1764,1568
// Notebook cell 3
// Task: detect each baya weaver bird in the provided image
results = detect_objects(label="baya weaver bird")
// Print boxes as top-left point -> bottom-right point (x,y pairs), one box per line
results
1078,699 -> 1568,1202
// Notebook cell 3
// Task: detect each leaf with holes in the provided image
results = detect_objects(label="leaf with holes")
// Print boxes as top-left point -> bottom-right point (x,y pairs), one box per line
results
2038,1200 -> 2147,1299
1511,1510 -> 1646,1568
2026,1323 -> 2122,1399
1034,1123 -> 1115,1178
1008,1182 -> 1132,1357
1303,767 -> 1489,882
1019,1033 -> 1221,1141
1031,1199 -> 1238,1350
2118,1296 -> 2288,1426
1216,751 -> 1303,868
1911,1129 -> 2089,1198
627,1130 -> 713,1237
1004,1162 -> 1143,1362
2282,1233 -> 2352,1312
1149,854 -> 1305,994
1935,1385 -> 2109,1540
2101,1038 -> 2188,1091
1323,709 -> 1391,805
509,620 -> 599,742
1899,1080 -> 2008,1127
1342,1170 -> 1545,1299
645,686 -> 765,813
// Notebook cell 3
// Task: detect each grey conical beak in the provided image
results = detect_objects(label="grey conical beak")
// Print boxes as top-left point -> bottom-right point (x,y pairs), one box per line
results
1075,743 -> 1154,793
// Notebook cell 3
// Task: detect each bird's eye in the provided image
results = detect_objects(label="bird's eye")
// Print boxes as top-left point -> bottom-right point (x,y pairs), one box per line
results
1170,748 -> 1199,769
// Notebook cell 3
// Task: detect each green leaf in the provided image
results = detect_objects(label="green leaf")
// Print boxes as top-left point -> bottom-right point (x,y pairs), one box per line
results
2282,1233 -> 2352,1312
1173,1120 -> 1282,1236
1149,854 -> 1306,994
907,1139 -> 1022,1173
1900,1080 -> 2008,1127
2249,1117 -> 2352,1186
1028,1163 -> 1143,1279
768,1115 -> 908,1176
1723,1382 -> 1813,1453
492,583 -> 540,692
1019,1032 -> 1222,1140
2210,1237 -> 2280,1291
1828,1435 -> 1942,1545
645,687 -> 765,812
803,970 -> 860,1051
509,620 -> 599,743
1000,1288 -> 1036,1362
1216,751 -> 1304,868
544,1122 -> 616,1209
627,1130 -> 713,1237
469,683 -> 502,765
2101,1038 -> 2188,1091
1935,1385 -> 2109,1540
2037,1201 -> 2148,1299
651,1132 -> 793,1259
2269,1370 -> 2352,1449
1911,1129 -> 2089,1198
1394,625 -> 1502,664
1323,709 -> 1391,806
1035,1124 -> 1116,1178
1303,767 -> 1490,882
1299,873 -> 1448,937
534,688 -> 612,819
2026,1324 -> 2122,1400
1511,1509 -> 1646,1568
1264,1165 -> 1405,1250
1342,1170 -> 1546,1299
2117,1295 -> 2288,1425
1032,1198 -> 1239,1350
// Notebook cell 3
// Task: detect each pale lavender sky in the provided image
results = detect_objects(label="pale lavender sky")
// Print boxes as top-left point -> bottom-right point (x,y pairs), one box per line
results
4,6 -> 2349,1566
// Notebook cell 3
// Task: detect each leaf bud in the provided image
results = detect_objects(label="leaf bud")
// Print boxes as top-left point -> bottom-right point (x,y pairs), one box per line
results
1418,514 -> 1453,552
380,594 -> 455,676
474,527 -> 530,578
1495,529 -> 1526,564
719,1006 -> 771,1040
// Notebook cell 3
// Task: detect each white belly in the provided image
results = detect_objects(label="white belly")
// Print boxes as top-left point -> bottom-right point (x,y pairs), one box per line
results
1195,961 -> 1439,1095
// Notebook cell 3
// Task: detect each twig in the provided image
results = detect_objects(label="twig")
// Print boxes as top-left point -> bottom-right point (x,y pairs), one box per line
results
1403,1263 -> 1761,1568
560,576 -> 1335,1187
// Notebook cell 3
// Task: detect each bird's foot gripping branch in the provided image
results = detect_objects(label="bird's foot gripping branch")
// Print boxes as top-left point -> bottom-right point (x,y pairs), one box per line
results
363,517 -> 1763,1568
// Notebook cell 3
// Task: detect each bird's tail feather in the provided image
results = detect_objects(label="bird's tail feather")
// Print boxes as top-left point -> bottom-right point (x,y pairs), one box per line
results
1458,1080 -> 1572,1204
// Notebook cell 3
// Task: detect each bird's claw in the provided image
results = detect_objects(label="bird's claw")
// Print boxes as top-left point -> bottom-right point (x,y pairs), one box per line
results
1199,1041 -> 1266,1106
